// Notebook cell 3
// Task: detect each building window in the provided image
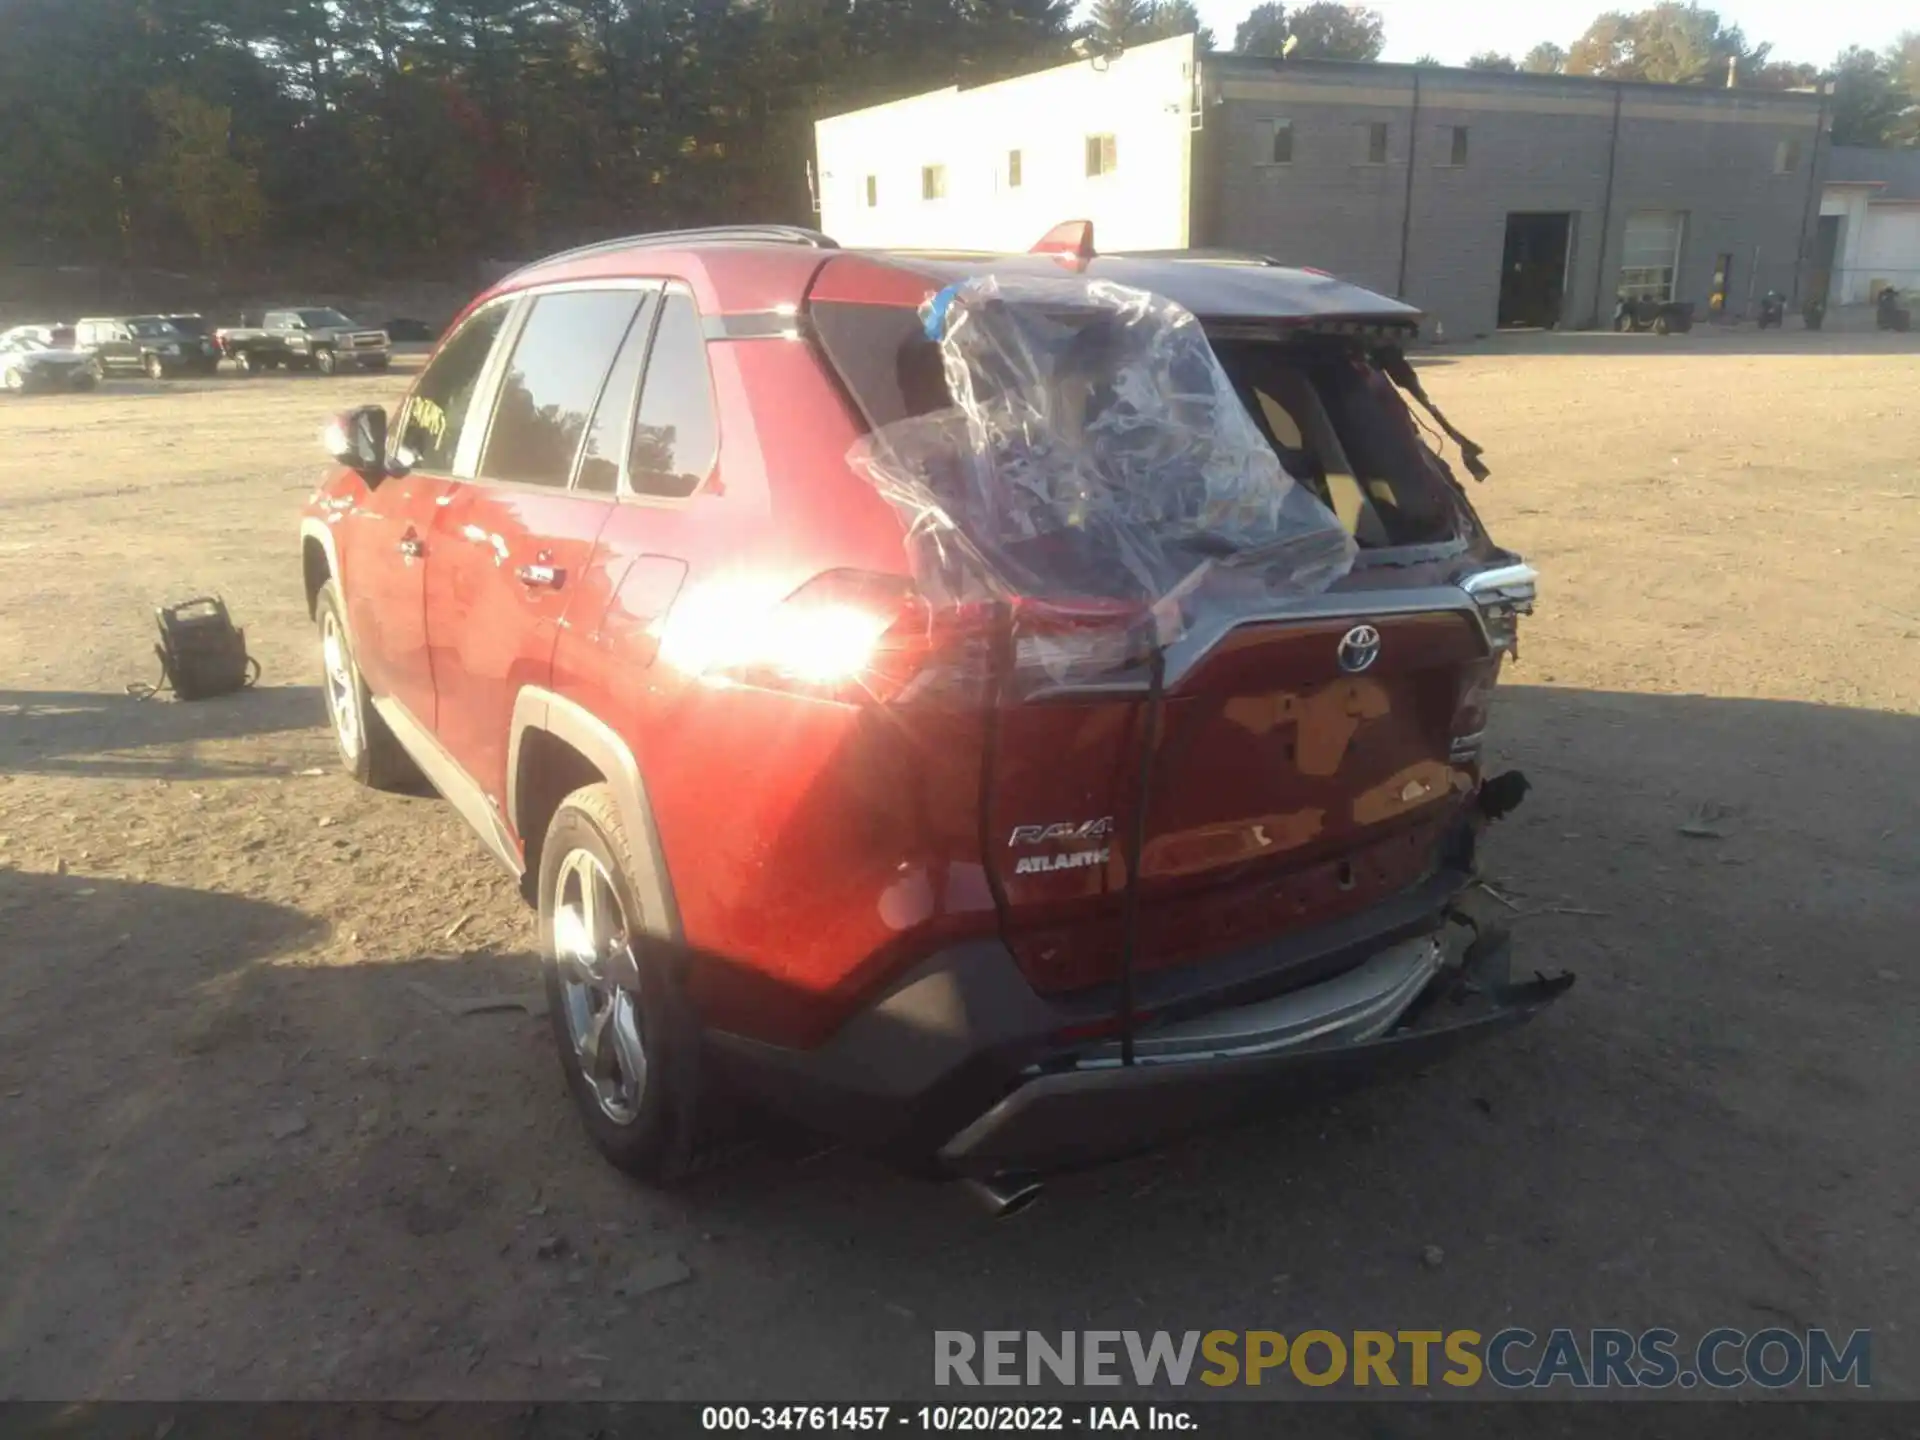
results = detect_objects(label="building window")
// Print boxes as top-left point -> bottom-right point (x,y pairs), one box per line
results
864,175 -> 877,207
1085,133 -> 1117,177
1446,125 -> 1468,166
1619,210 -> 1685,303
921,164 -> 945,201
1358,121 -> 1389,165
1264,118 -> 1293,165
1774,138 -> 1802,174
1008,150 -> 1022,188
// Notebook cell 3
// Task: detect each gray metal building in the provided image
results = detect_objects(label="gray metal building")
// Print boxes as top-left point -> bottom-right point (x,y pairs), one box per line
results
816,42 -> 1831,339
1194,58 -> 1828,339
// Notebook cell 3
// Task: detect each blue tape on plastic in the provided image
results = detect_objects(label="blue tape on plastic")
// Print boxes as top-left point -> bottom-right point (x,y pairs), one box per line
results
922,283 -> 962,341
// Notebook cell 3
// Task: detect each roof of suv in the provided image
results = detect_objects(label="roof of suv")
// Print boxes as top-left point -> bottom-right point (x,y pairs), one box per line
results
489,224 -> 1421,329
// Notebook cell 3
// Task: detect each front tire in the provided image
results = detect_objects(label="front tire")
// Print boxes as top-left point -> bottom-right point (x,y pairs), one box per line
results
2,368 -> 22,393
314,347 -> 338,376
314,579 -> 417,789
234,349 -> 256,374
540,784 -> 703,1182
144,353 -> 166,380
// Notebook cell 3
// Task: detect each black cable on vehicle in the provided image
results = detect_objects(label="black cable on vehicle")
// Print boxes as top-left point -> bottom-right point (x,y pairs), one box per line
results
1117,643 -> 1168,1068
976,599 -> 1015,925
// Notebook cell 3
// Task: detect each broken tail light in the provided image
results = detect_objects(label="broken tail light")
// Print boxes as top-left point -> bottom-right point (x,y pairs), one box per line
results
1452,564 -> 1537,762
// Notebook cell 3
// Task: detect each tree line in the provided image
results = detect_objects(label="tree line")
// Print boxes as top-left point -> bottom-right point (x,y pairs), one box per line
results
0,0 -> 1912,275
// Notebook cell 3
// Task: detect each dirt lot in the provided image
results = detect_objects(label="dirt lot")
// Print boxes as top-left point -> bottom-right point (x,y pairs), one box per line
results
1,332 -> 1916,1403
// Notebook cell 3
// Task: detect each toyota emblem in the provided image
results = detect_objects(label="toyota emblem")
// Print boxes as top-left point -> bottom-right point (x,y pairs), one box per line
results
1337,624 -> 1381,673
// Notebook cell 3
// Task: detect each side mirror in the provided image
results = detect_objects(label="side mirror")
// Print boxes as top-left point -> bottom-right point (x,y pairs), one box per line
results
322,405 -> 389,480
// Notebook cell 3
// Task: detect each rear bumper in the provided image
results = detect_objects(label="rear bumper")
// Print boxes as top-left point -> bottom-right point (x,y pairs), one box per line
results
937,941 -> 1569,1176
707,873 -> 1572,1177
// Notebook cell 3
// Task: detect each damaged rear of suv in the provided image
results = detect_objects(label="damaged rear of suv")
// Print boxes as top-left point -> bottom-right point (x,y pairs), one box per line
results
302,223 -> 1568,1204
715,243 -> 1570,1198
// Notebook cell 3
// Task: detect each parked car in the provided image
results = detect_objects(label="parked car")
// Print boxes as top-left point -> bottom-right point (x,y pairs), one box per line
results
74,315 -> 219,378
300,223 -> 1565,1203
3,322 -> 77,350
221,307 -> 390,374
0,328 -> 95,392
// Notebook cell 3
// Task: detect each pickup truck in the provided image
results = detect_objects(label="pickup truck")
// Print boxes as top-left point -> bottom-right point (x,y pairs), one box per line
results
217,308 -> 392,375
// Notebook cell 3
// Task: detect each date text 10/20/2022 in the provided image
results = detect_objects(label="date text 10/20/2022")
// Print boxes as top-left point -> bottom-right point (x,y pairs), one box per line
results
701,1407 -> 1193,1432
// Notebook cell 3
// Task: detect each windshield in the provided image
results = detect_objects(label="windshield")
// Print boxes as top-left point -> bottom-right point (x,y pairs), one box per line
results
167,315 -> 210,335
296,309 -> 354,328
130,320 -> 179,338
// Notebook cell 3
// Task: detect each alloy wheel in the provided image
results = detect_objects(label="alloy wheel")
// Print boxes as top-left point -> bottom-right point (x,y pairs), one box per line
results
552,847 -> 648,1125
320,610 -> 361,760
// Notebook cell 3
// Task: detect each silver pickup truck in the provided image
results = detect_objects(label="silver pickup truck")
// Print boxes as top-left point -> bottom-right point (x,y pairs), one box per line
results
216,308 -> 391,375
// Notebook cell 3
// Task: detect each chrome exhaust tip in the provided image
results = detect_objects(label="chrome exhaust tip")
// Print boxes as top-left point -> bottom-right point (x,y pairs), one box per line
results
962,1175 -> 1044,1218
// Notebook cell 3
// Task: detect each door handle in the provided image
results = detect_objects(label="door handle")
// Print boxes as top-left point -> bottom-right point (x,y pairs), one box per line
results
398,533 -> 424,559
516,563 -> 562,588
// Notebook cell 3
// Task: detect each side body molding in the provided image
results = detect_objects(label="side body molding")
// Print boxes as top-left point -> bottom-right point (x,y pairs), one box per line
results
509,686 -> 682,943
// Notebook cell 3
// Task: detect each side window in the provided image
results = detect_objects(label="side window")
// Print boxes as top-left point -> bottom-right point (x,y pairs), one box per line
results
628,294 -> 718,499
399,300 -> 511,473
574,296 -> 655,494
478,289 -> 642,489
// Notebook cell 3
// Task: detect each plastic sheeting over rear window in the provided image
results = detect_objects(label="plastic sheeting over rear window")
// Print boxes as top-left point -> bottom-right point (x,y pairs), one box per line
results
845,274 -> 1356,685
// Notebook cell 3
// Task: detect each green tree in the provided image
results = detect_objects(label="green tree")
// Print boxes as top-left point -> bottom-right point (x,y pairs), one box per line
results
1522,42 -> 1566,73
143,87 -> 267,264
1828,44 -> 1911,146
1089,0 -> 1145,50
1465,51 -> 1518,71
1232,1 -> 1289,56
1284,1 -> 1383,60
1138,0 -> 1214,50
1566,4 -> 1766,85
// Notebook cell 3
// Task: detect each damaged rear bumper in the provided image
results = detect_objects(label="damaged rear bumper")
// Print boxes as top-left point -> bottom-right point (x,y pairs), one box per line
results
707,875 -> 1573,1179
936,930 -> 1571,1177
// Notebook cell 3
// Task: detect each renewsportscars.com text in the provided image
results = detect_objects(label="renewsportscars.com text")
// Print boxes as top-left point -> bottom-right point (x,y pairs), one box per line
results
934,1328 -> 1871,1390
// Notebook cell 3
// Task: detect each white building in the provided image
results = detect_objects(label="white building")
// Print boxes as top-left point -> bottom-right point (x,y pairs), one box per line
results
815,35 -> 1199,254
814,41 -> 1830,337
1820,147 -> 1920,305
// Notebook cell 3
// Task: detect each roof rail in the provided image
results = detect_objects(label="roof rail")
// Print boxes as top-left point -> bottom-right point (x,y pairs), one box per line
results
502,225 -> 839,282
1109,248 -> 1285,267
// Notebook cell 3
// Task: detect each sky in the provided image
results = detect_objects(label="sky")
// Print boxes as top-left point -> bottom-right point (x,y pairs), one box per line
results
1187,0 -> 1914,67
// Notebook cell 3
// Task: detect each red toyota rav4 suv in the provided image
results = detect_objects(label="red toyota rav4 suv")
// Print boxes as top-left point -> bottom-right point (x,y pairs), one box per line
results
302,223 -> 1568,1204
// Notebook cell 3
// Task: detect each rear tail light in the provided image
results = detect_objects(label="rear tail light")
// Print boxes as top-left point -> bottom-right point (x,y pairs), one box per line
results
657,569 -> 940,705
656,577 -> 1159,704
1453,564 -> 1537,761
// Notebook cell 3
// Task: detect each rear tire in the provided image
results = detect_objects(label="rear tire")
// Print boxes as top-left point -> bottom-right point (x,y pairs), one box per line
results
540,784 -> 705,1182
3,368 -> 22,393
314,579 -> 417,790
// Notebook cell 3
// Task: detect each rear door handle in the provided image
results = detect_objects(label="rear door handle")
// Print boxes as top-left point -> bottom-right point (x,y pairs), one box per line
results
516,563 -> 562,588
398,532 -> 424,559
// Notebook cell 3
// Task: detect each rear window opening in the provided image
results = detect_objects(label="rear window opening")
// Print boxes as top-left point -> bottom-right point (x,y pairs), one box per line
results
811,300 -> 1461,552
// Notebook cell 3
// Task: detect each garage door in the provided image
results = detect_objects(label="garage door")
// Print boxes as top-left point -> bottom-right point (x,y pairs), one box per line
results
1620,211 -> 1685,302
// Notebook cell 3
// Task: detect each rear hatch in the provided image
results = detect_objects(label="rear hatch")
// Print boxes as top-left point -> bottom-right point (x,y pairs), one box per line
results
811,258 -> 1523,997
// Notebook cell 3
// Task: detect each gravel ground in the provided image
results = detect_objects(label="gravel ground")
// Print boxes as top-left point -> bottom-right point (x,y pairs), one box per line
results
1,329 -> 1916,1403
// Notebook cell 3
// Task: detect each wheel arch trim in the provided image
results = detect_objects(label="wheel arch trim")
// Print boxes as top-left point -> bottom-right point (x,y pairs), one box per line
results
509,687 -> 681,943
299,517 -> 344,624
